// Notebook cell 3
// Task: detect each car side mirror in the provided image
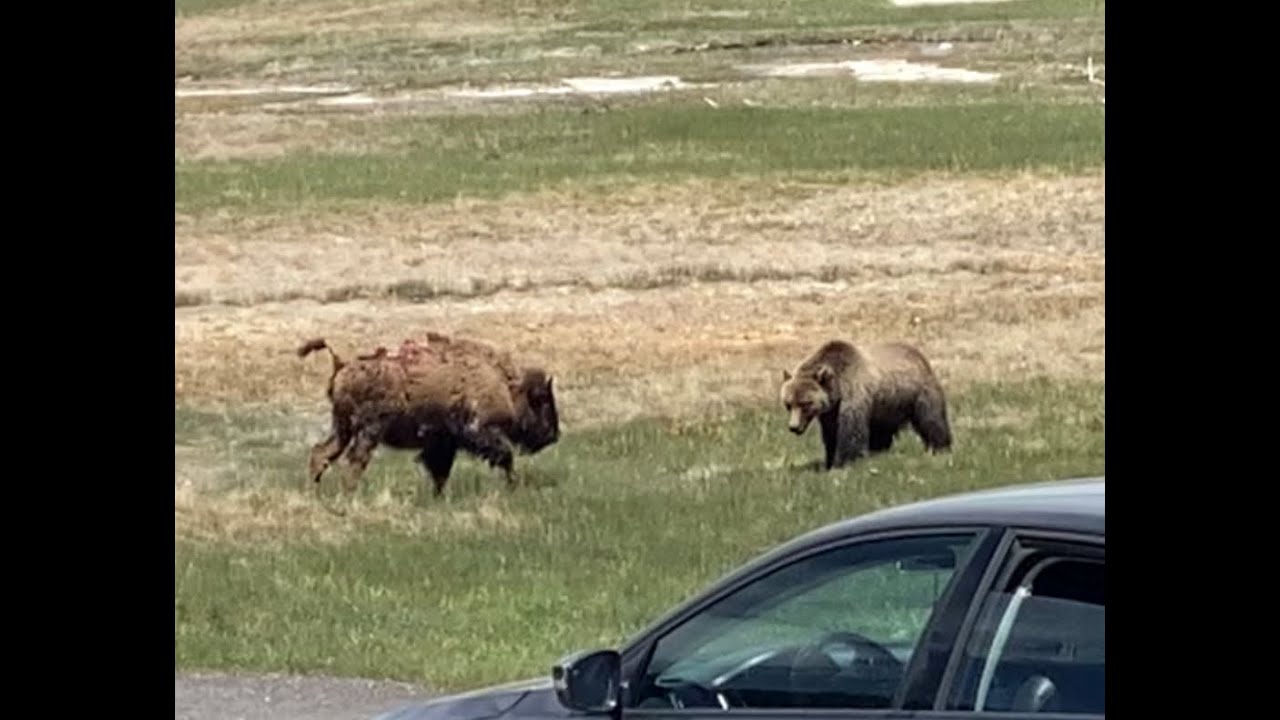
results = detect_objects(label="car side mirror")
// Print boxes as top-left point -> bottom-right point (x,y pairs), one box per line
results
552,648 -> 622,715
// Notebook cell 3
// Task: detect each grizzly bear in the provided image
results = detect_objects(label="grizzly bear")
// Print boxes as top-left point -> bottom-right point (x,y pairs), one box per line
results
780,339 -> 952,470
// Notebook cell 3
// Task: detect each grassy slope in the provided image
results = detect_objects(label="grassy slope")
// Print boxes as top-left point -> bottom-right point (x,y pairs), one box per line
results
175,379 -> 1104,690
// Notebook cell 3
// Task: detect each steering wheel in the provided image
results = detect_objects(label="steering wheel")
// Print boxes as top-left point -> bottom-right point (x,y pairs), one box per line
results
660,677 -> 739,710
654,652 -> 784,711
787,631 -> 905,706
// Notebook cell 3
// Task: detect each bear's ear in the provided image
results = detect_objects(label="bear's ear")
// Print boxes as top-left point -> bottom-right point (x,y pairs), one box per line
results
815,365 -> 834,387
781,369 -> 791,382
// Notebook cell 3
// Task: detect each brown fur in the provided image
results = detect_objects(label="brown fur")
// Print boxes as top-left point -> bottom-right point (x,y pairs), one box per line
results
780,339 -> 952,470
358,347 -> 390,361
420,332 -> 523,390
299,334 -> 560,498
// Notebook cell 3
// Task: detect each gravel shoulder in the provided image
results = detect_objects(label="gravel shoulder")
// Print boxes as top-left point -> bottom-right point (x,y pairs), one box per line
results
174,671 -> 434,720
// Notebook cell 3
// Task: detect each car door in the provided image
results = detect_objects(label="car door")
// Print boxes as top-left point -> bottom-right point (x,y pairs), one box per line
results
611,526 -> 1005,719
935,529 -> 1105,719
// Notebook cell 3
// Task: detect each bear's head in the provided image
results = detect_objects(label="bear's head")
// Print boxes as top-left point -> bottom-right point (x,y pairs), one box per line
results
780,366 -> 835,435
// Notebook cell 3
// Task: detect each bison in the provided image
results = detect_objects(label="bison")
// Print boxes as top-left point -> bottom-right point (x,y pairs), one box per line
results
298,333 -> 560,499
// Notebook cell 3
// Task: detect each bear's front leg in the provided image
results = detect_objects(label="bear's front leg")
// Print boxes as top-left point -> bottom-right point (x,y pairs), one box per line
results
831,403 -> 869,469
819,411 -> 839,469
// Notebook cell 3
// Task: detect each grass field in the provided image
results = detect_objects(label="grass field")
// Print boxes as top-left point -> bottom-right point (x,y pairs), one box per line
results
175,0 -> 1104,694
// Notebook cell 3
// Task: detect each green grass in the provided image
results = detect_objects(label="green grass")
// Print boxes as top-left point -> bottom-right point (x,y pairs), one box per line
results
568,0 -> 1102,31
175,0 -> 258,16
175,378 -> 1104,690
174,101 -> 1103,212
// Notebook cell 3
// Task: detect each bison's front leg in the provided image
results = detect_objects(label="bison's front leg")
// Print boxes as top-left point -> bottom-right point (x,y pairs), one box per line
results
417,438 -> 458,498
460,424 -> 518,489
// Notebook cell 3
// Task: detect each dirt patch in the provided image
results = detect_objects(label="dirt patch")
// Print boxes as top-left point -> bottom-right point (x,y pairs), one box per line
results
271,75 -> 709,111
451,75 -> 698,98
739,58 -> 999,83
183,58 -> 1000,116
175,84 -> 355,99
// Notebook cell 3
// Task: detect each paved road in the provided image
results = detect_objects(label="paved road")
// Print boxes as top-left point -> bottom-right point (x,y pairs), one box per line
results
175,671 -> 434,720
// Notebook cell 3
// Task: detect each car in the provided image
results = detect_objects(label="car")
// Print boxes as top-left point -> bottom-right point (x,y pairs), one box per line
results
374,475 -> 1104,719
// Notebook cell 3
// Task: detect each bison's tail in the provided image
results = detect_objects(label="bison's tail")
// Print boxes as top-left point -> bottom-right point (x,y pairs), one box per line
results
297,337 -> 346,372
296,337 -> 329,358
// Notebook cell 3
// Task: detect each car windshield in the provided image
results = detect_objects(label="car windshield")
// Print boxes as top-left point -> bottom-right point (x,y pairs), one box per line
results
642,534 -> 977,696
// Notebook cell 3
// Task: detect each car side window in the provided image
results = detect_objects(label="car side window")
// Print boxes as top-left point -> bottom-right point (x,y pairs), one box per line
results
628,532 -> 983,712
946,541 -> 1104,715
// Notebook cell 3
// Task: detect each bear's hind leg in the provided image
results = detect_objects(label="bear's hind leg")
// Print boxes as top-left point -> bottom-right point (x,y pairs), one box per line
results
911,391 -> 953,453
868,423 -> 897,454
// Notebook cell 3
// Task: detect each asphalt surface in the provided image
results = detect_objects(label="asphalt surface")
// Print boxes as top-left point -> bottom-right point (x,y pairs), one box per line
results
174,671 -> 435,720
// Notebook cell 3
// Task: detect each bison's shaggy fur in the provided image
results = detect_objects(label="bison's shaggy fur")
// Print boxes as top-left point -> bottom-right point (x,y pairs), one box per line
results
780,339 -> 952,470
298,334 -> 560,498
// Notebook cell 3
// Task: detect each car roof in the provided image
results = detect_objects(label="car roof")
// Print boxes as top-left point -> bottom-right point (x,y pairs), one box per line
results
802,475 -> 1105,543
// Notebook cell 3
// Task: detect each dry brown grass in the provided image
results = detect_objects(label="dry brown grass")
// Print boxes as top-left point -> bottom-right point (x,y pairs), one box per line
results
174,111 -> 410,160
175,171 -> 1104,428
175,172 -> 1102,304
175,0 -> 566,78
176,444 -> 229,489
175,481 -> 530,547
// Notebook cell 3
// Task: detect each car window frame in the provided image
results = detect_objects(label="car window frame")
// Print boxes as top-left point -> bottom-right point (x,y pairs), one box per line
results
615,524 -> 1005,718
934,528 -> 1105,719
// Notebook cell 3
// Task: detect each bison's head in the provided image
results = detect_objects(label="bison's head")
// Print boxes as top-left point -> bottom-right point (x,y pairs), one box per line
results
512,368 -> 560,453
